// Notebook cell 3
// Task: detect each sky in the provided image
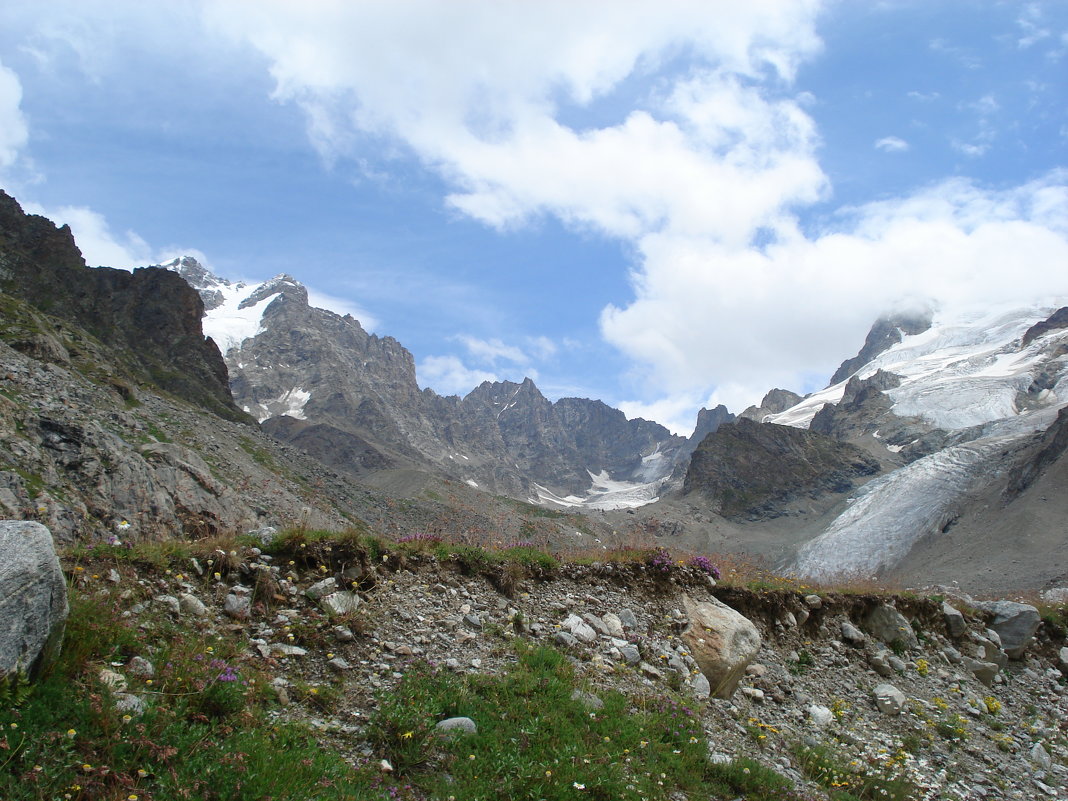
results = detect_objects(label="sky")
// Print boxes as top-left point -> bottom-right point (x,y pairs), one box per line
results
0,1 -> 1066,434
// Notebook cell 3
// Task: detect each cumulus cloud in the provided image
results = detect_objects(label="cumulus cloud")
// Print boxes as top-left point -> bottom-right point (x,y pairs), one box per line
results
196,2 -> 1068,428
416,354 -> 501,397
23,202 -> 153,268
874,136 -> 908,152
0,58 -> 29,172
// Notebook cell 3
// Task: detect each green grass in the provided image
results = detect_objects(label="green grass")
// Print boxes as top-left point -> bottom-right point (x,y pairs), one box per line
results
791,742 -> 919,801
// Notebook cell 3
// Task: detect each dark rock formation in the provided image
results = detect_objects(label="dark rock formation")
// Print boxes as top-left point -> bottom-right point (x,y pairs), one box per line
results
0,191 -> 246,422
682,418 -> 880,520
830,312 -> 932,385
739,389 -> 802,422
1022,307 -> 1068,347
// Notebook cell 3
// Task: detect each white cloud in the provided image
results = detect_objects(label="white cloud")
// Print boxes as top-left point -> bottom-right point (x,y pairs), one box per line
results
0,58 -> 29,171
23,202 -> 153,269
874,136 -> 908,153
601,172 -> 1068,414
306,288 -> 379,332
416,354 -> 499,397
458,335 -> 528,365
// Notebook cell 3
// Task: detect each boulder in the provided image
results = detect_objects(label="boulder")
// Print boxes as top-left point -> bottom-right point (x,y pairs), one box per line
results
872,683 -> 906,714
863,604 -> 918,649
942,602 -> 967,639
680,595 -> 761,699
973,601 -> 1041,659
0,521 -> 69,680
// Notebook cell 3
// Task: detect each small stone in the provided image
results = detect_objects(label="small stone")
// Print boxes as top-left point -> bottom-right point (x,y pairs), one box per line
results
741,687 -> 765,702
114,693 -> 146,716
602,613 -> 625,638
380,759 -> 393,773
554,631 -> 580,649
795,608 -> 810,626
320,591 -> 360,616
327,657 -> 352,672
691,673 -> 711,699
807,704 -> 834,728
223,593 -> 251,621
1030,742 -> 1052,771
462,613 -> 483,630
179,593 -> 209,617
582,613 -> 610,637
332,625 -> 355,642
640,662 -> 664,680
1057,646 -> 1068,674
436,717 -> 477,735
619,644 -> 641,665
570,689 -> 604,710
840,621 -> 866,646
872,683 -> 906,714
745,663 -> 768,677
107,569 -> 121,584
270,644 -> 307,657
127,656 -> 154,678
942,602 -> 967,639
804,594 -> 823,609
869,650 -> 894,677
618,608 -> 639,629
154,595 -> 180,615
864,604 -> 918,649
305,578 -> 337,601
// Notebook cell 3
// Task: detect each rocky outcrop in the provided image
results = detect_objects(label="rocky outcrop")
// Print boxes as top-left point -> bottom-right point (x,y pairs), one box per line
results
739,389 -> 802,422
0,191 -> 246,423
680,594 -> 761,698
682,418 -> 881,520
0,521 -> 68,680
1022,306 -> 1068,347
174,258 -> 685,500
829,311 -> 932,384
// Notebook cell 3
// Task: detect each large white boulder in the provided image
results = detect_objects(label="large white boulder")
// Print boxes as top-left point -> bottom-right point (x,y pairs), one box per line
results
680,595 -> 761,699
0,521 -> 68,679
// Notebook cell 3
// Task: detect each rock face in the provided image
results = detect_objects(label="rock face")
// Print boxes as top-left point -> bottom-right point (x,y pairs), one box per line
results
971,601 -> 1041,659
739,389 -> 803,422
0,521 -> 68,679
829,312 -> 932,385
682,418 -> 880,520
172,258 -> 686,501
0,191 -> 246,423
680,595 -> 761,698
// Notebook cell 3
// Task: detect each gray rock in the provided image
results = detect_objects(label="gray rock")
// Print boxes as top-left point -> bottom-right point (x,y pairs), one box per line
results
1030,742 -> 1052,771
619,644 -> 641,665
333,625 -> 355,642
680,594 -> 761,699
154,594 -> 181,615
223,593 -> 251,621
305,577 -> 338,601
840,621 -> 866,646
963,657 -> 999,686
114,692 -> 146,716
804,594 -> 823,609
807,704 -> 834,728
179,593 -> 209,617
582,613 -> 610,637
864,604 -> 919,649
0,521 -> 68,680
942,602 -> 967,639
127,656 -> 154,678
618,608 -> 639,629
563,614 -> 597,644
640,661 -> 665,680
602,612 -> 625,638
553,631 -> 580,649
872,683 -> 906,714
269,643 -> 307,657
320,591 -> 361,617
972,600 -> 1041,658
1058,646 -> 1068,674
691,672 -> 711,699
462,613 -> 482,630
869,649 -> 894,677
888,655 -> 906,673
570,689 -> 604,710
327,657 -> 352,672
435,716 -> 477,735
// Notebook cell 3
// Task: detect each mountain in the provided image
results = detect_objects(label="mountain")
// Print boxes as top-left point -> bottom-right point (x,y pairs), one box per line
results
763,303 -> 1068,588
163,257 -> 686,507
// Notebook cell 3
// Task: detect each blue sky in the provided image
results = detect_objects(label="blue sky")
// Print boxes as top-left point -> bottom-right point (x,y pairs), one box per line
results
1,1 -> 1066,433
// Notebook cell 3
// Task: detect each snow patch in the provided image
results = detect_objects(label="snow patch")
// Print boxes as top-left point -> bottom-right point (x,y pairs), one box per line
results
465,479 -> 479,488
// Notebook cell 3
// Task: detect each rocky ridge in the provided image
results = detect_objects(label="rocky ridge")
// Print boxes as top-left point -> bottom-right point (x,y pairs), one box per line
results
67,540 -> 1068,800
165,256 -> 686,503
